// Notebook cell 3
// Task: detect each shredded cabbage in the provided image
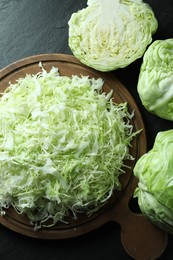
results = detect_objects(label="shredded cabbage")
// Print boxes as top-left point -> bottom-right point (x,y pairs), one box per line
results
0,64 -> 136,229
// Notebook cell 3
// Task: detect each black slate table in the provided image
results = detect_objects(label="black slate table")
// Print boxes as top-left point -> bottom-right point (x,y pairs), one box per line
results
0,1 -> 173,259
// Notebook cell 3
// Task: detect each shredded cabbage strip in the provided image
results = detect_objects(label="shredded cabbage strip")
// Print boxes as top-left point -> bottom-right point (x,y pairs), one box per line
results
0,64 -> 136,229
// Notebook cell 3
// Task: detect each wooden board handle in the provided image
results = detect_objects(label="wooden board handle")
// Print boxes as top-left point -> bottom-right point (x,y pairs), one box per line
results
110,200 -> 168,260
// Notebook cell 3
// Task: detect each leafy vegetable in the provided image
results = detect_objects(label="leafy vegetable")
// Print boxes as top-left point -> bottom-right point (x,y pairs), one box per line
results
0,64 -> 136,229
134,130 -> 173,233
137,39 -> 173,121
68,0 -> 158,72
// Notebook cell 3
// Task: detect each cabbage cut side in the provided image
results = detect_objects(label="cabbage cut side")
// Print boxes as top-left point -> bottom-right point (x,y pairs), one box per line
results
0,64 -> 136,229
68,0 -> 158,72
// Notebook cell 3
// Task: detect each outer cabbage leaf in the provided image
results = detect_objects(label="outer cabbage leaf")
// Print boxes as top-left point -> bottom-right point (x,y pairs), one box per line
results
135,189 -> 173,234
137,39 -> 173,121
134,130 -> 173,233
68,0 -> 158,72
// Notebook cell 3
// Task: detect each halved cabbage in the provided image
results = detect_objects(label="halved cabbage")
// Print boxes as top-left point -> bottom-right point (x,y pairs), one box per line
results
137,39 -> 173,121
68,0 -> 158,72
134,130 -> 173,233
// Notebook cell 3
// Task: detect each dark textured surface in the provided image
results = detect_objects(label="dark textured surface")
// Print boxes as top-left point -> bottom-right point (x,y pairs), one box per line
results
0,1 -> 173,259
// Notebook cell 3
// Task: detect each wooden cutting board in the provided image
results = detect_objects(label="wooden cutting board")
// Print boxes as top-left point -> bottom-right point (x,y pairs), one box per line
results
0,54 -> 167,260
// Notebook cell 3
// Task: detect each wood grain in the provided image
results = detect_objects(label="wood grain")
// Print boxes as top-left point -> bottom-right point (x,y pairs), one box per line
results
0,54 -> 167,259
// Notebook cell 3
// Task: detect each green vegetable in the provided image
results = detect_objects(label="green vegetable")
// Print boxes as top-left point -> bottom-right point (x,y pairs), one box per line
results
134,130 -> 173,233
137,39 -> 173,121
68,0 -> 158,72
0,64 -> 136,229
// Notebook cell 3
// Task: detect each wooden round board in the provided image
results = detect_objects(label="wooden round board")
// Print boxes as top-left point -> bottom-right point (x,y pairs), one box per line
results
0,54 -> 167,259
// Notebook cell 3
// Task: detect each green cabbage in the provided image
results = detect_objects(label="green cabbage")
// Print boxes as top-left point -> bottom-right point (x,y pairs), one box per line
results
68,0 -> 158,72
134,130 -> 173,233
0,64 -> 137,229
137,39 -> 173,121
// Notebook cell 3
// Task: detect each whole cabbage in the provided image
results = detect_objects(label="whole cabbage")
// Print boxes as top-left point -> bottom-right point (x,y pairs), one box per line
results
134,130 -> 173,234
68,0 -> 158,72
137,39 -> 173,121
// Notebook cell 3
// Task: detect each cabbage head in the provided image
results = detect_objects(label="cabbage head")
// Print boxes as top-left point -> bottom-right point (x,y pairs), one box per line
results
68,0 -> 158,72
134,130 -> 173,234
137,39 -> 173,121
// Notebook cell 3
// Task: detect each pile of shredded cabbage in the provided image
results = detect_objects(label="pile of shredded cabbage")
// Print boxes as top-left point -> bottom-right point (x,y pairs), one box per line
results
0,64 -> 136,229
